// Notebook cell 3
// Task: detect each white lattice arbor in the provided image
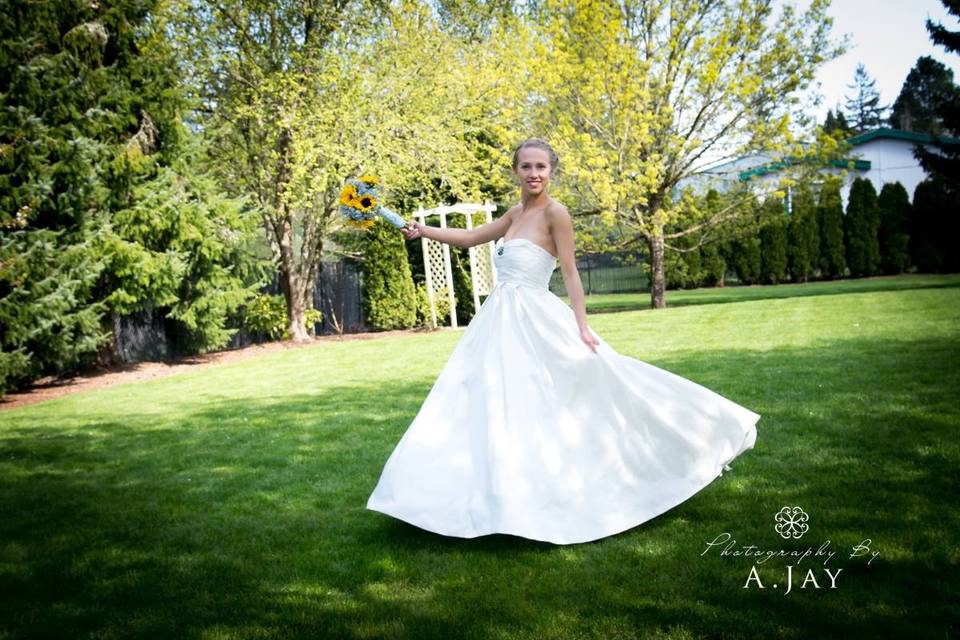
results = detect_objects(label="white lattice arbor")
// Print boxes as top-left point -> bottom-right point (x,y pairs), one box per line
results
414,201 -> 499,328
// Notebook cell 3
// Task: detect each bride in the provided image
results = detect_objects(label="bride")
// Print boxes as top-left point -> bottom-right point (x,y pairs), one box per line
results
366,137 -> 760,545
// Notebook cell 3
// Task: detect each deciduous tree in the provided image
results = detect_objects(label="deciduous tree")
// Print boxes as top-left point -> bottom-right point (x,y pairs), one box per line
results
528,0 -> 841,308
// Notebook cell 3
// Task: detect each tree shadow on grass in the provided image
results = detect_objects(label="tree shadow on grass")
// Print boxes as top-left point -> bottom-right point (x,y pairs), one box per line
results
585,274 -> 960,314
0,333 -> 958,638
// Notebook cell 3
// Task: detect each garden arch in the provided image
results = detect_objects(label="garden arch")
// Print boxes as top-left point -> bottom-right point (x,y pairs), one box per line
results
413,202 -> 499,328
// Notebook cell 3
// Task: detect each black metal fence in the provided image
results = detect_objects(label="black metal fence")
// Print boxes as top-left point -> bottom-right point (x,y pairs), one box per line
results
549,250 -> 648,296
313,259 -> 364,335
115,246 -> 654,361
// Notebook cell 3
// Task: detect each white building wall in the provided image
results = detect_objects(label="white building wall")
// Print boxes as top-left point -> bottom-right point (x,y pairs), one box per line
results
840,138 -> 933,204
677,135 -> 940,209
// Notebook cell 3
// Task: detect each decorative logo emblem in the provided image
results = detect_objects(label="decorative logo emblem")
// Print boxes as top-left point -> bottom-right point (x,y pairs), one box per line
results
775,506 -> 809,539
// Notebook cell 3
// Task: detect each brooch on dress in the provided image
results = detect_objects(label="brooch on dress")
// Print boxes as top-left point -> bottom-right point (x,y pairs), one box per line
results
497,245 -> 504,255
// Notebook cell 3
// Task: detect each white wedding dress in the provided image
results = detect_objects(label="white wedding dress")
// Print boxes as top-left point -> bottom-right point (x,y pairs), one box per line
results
366,236 -> 760,544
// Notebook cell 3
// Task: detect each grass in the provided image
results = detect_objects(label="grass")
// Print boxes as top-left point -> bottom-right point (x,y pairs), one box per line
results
1,274 -> 959,639
570,272 -> 960,313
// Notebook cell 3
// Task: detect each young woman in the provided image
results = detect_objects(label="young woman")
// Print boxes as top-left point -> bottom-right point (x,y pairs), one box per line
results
366,138 -> 760,545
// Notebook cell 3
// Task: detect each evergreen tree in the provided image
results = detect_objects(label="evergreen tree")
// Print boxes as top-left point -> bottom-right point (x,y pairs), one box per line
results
927,0 -> 960,53
844,63 -> 888,133
817,178 -> 847,278
663,231 -> 703,289
729,236 -> 762,285
759,199 -> 789,284
910,178 -> 958,272
915,0 -> 960,190
888,56 -> 959,133
360,218 -> 418,331
0,228 -> 108,393
449,246 -> 476,323
0,3 -> 121,390
0,1 -> 263,392
844,177 -> 882,277
787,183 -> 820,283
700,243 -> 727,287
447,213 -> 476,323
665,189 -> 731,289
699,189 -> 730,287
877,182 -> 912,274
824,107 -> 852,136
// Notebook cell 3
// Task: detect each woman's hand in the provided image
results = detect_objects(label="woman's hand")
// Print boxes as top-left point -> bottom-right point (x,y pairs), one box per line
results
401,221 -> 426,241
579,324 -> 600,353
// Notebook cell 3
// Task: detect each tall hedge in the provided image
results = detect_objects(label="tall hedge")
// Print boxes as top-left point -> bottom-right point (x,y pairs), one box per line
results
817,178 -> 847,279
910,178 -> 956,272
787,183 -> 819,283
360,218 -> 418,330
699,243 -> 728,286
666,189 -> 729,288
844,177 -> 881,277
759,199 -> 789,284
877,181 -> 912,275
664,232 -> 703,289
728,235 -> 762,285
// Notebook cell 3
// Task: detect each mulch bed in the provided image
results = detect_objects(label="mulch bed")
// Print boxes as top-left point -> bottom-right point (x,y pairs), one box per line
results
0,327 -> 446,411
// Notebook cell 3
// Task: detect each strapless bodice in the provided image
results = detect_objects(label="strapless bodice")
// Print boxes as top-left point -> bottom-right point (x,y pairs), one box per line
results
492,237 -> 558,290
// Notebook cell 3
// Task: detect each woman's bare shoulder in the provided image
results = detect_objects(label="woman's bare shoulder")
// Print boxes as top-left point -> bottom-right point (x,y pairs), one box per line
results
545,198 -> 570,220
500,204 -> 521,225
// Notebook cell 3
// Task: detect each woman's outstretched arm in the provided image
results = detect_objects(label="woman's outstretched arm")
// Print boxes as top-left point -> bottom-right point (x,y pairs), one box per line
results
401,209 -> 515,247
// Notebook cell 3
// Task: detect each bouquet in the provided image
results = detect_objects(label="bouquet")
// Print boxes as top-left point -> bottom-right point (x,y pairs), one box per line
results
339,175 -> 407,230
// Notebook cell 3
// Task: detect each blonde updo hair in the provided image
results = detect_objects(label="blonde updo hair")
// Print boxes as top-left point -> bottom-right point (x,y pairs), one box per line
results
511,138 -> 559,175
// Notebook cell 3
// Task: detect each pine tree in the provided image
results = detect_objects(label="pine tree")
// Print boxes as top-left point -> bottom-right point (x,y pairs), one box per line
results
0,1 -> 264,393
888,56 -> 959,133
927,0 -> 960,53
844,178 -> 882,277
877,182 -> 912,274
0,3 -> 127,390
0,228 -> 108,393
787,183 -> 819,282
915,0 -> 960,189
844,63 -> 888,134
824,109 -> 839,133
817,178 -> 847,279
824,107 -> 852,136
835,111 -> 853,135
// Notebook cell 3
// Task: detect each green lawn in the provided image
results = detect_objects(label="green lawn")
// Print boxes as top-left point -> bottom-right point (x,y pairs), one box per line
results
1,274 -> 959,639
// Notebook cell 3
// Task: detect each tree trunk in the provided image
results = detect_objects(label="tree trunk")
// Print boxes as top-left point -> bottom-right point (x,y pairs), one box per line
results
277,214 -> 311,342
649,229 -> 666,309
270,125 -> 310,342
286,282 -> 310,342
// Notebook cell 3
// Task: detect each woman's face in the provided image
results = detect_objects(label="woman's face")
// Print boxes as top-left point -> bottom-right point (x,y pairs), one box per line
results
513,147 -> 553,196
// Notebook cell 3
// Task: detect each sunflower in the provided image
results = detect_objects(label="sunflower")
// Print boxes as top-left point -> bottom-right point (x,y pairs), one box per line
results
339,184 -> 359,205
358,174 -> 379,185
347,217 -> 376,229
356,194 -> 377,211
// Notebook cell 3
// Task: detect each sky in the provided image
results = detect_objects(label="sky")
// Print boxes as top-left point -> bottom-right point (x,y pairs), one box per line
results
789,0 -> 960,123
